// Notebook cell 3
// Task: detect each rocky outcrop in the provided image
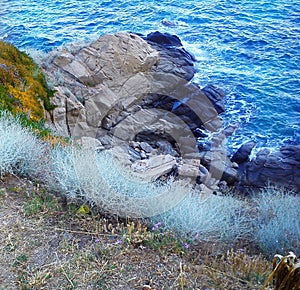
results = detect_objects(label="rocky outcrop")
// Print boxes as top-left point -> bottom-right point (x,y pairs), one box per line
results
44,32 -> 160,137
42,30 -> 299,193
237,145 -> 300,193
43,31 -> 234,192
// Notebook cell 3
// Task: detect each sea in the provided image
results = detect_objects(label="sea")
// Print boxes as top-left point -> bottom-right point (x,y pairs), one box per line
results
1,0 -> 299,153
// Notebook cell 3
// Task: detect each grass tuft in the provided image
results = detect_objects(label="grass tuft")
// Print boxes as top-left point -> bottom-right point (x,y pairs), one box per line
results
252,187 -> 300,256
151,192 -> 252,246
0,111 -> 45,177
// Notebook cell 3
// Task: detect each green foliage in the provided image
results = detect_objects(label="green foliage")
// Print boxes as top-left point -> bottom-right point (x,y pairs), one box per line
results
16,112 -> 52,138
13,254 -> 28,267
0,41 -> 55,120
146,229 -> 188,255
23,192 -> 62,216
0,85 -> 20,112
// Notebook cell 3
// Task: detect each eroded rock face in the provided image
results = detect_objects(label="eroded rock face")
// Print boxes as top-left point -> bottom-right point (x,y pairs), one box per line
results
43,31 -> 233,192
44,32 -> 160,137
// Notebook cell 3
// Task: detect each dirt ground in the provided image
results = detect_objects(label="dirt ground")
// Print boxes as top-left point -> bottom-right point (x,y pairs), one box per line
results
0,174 -> 272,290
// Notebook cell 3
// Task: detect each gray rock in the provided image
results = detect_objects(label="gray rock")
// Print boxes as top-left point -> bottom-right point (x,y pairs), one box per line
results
238,145 -> 300,192
231,140 -> 256,164
42,31 -> 227,185
131,154 -> 177,181
140,141 -> 153,153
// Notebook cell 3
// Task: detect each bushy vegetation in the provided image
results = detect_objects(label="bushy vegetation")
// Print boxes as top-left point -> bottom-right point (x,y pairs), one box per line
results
0,111 -> 45,177
0,41 -> 57,141
0,98 -> 299,259
151,192 -> 251,245
47,145 -> 190,218
253,187 -> 300,256
0,41 -> 55,119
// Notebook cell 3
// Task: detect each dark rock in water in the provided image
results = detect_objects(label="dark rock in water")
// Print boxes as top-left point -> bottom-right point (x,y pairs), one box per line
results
145,31 -> 183,47
280,145 -> 300,160
238,144 -> 300,193
194,128 -> 208,138
161,19 -> 177,28
201,85 -> 226,114
231,140 -> 256,164
223,122 -> 239,137
143,31 -> 196,81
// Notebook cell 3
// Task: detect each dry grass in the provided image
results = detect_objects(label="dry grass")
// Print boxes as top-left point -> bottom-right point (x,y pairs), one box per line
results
262,252 -> 300,290
0,174 -> 273,290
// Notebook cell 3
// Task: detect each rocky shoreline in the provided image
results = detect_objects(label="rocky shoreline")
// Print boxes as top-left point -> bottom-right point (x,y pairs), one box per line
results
42,31 -> 299,194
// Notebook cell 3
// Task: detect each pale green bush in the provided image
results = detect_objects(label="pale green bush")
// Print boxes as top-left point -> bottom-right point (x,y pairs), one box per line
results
252,187 -> 300,256
48,145 -> 189,218
48,145 -> 252,242
151,192 -> 251,243
0,111 -> 45,177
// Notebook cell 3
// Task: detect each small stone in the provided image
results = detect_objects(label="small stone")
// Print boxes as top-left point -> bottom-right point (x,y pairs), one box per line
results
140,151 -> 147,159
140,141 -> 153,153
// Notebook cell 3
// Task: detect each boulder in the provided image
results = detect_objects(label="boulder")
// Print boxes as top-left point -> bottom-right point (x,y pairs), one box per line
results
238,145 -> 300,193
131,154 -> 177,181
140,142 -> 153,153
231,140 -> 256,164
177,159 -> 201,179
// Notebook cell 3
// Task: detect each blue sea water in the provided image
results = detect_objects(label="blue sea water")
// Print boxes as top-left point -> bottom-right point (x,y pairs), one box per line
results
1,0 -> 299,152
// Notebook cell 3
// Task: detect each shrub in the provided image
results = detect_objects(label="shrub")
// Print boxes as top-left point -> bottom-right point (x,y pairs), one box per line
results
151,191 -> 251,244
47,145 -> 190,218
0,41 -> 55,119
0,111 -> 45,177
252,187 -> 300,256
